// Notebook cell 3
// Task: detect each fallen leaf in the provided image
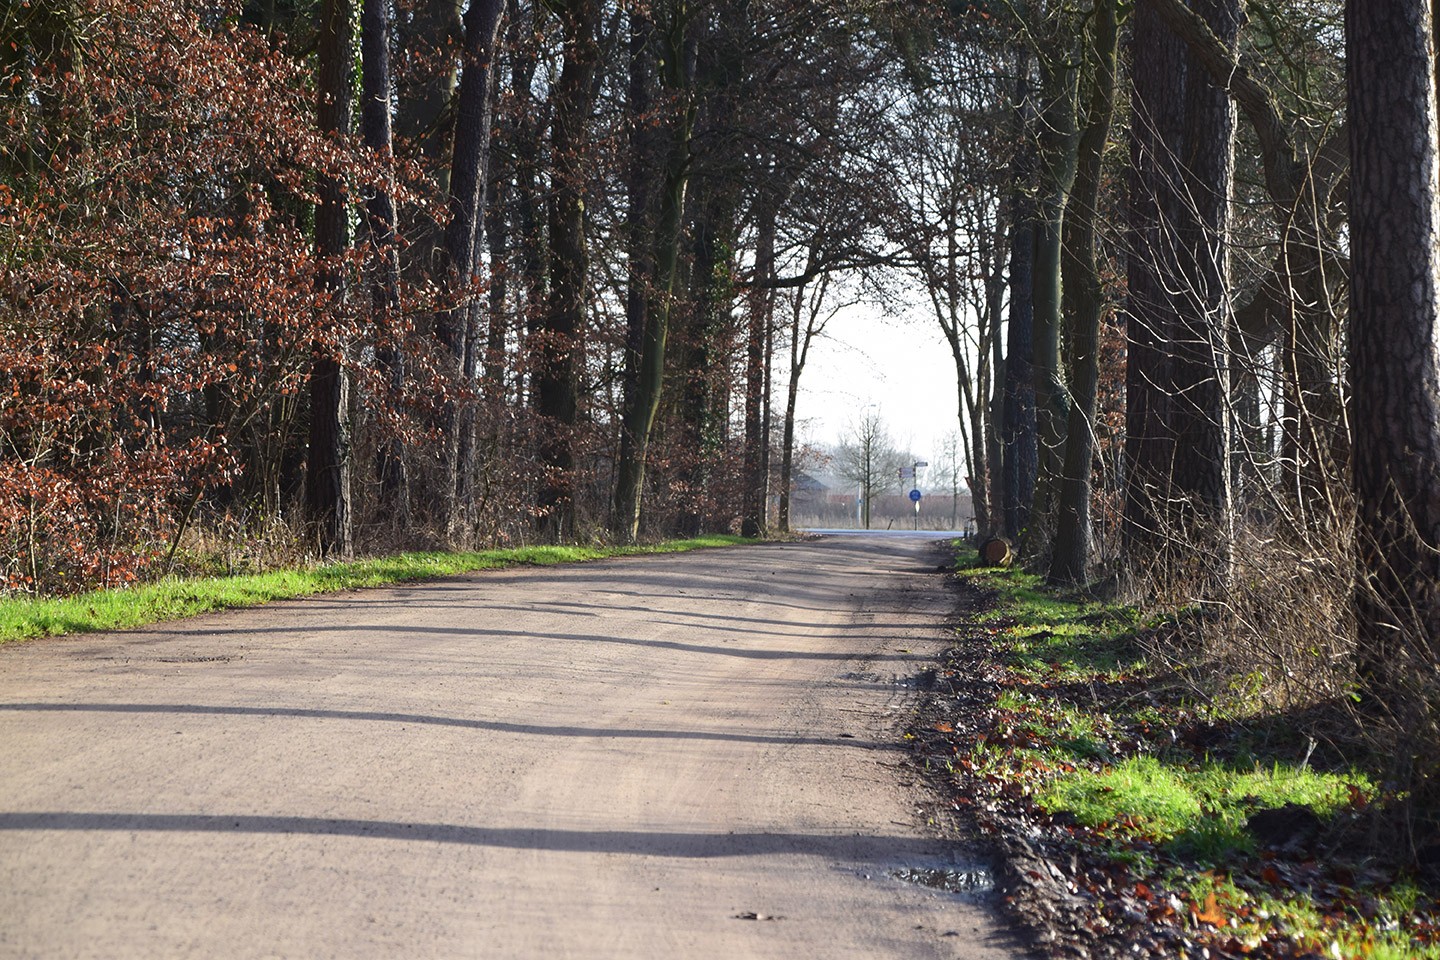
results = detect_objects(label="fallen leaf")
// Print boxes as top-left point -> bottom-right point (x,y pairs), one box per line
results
1194,892 -> 1225,926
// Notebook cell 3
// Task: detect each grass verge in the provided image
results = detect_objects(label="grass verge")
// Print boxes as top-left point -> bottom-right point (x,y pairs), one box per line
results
0,535 -> 751,645
926,552 -> 1440,959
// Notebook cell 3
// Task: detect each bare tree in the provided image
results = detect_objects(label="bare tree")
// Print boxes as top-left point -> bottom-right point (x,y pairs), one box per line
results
835,410 -> 900,530
885,32 -> 1011,540
934,429 -> 966,532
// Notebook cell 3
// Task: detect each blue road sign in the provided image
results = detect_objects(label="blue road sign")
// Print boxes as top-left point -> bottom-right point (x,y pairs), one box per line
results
909,488 -> 922,503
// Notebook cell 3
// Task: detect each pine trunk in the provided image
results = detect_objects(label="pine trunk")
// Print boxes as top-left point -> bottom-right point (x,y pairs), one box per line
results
1346,0 -> 1440,710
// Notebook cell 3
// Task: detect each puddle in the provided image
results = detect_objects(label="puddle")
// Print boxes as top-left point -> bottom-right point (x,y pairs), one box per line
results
890,865 -> 995,897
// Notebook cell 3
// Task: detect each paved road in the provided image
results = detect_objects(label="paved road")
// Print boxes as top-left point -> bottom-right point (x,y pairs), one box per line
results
0,536 -> 1019,959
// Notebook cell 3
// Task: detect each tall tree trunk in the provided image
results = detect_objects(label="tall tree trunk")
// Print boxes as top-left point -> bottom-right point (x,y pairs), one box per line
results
361,0 -> 410,531
1123,2 -> 1188,555
740,195 -> 778,538
306,0 -> 355,558
676,182 -> 737,536
1167,0 -> 1239,575
983,212 -> 1009,537
394,0 -> 462,292
509,19 -> 545,408
1346,0 -> 1440,713
613,8 -> 695,543
435,0 -> 506,540
484,112 -> 511,400
395,0 -> 463,180
1123,0 -> 1237,585
534,0 -> 600,541
1002,60 -> 1038,542
615,7 -> 656,536
1028,48 -> 1080,549
1049,0 -> 1119,585
1144,0 -> 1348,521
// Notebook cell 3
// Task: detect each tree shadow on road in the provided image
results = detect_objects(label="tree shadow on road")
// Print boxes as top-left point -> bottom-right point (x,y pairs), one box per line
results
0,702 -> 896,750
0,811 -> 958,862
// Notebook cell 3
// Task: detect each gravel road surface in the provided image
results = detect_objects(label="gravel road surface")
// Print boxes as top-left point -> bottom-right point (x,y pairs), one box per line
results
0,535 -> 1020,959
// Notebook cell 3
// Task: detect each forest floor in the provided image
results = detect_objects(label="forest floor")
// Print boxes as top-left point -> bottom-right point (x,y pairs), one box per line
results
0,534 -> 1022,959
912,552 -> 1440,959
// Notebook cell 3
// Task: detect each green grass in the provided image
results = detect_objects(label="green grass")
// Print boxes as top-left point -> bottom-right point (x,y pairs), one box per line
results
967,563 -> 1142,680
1038,754 -> 1369,861
0,535 -> 750,645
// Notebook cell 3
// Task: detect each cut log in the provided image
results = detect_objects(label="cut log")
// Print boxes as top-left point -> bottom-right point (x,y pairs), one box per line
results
980,537 -> 1014,567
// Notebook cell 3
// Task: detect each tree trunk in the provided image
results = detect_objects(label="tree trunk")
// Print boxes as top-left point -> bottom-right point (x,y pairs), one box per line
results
484,110 -> 510,401
614,7 -> 656,539
1144,0 -> 1348,521
613,8 -> 695,544
1123,2 -> 1188,555
394,0 -> 462,290
1028,48 -> 1080,549
306,0 -> 354,558
1049,0 -> 1119,586
534,0 -> 600,541
1122,0 -> 1237,587
1346,0 -> 1440,711
395,0 -> 463,180
740,194 -> 778,538
778,280 -> 817,535
361,0 -> 410,531
1168,0 -> 1238,548
676,182 -> 738,536
509,22 -> 545,408
983,212 -> 1008,537
1002,58 -> 1038,542
434,0 -> 506,541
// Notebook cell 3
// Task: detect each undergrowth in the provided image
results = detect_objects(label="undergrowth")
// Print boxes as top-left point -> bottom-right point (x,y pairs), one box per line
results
0,535 -> 750,645
935,552 -> 1440,959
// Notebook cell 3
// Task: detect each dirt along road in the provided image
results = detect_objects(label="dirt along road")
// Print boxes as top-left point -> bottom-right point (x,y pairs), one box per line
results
0,534 -> 1020,959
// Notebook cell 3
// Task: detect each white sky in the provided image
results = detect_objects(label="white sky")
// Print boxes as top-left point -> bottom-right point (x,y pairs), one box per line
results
791,304 -> 965,483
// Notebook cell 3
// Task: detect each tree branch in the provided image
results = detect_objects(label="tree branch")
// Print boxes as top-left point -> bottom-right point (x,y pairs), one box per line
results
1142,0 -> 1303,209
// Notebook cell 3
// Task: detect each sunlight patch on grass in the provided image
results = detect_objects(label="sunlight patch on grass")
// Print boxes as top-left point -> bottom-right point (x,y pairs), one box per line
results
968,566 -> 1143,680
0,535 -> 750,645
1038,755 -> 1370,861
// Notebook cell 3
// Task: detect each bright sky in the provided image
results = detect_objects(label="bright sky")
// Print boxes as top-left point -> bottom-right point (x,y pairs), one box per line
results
791,305 -> 965,478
